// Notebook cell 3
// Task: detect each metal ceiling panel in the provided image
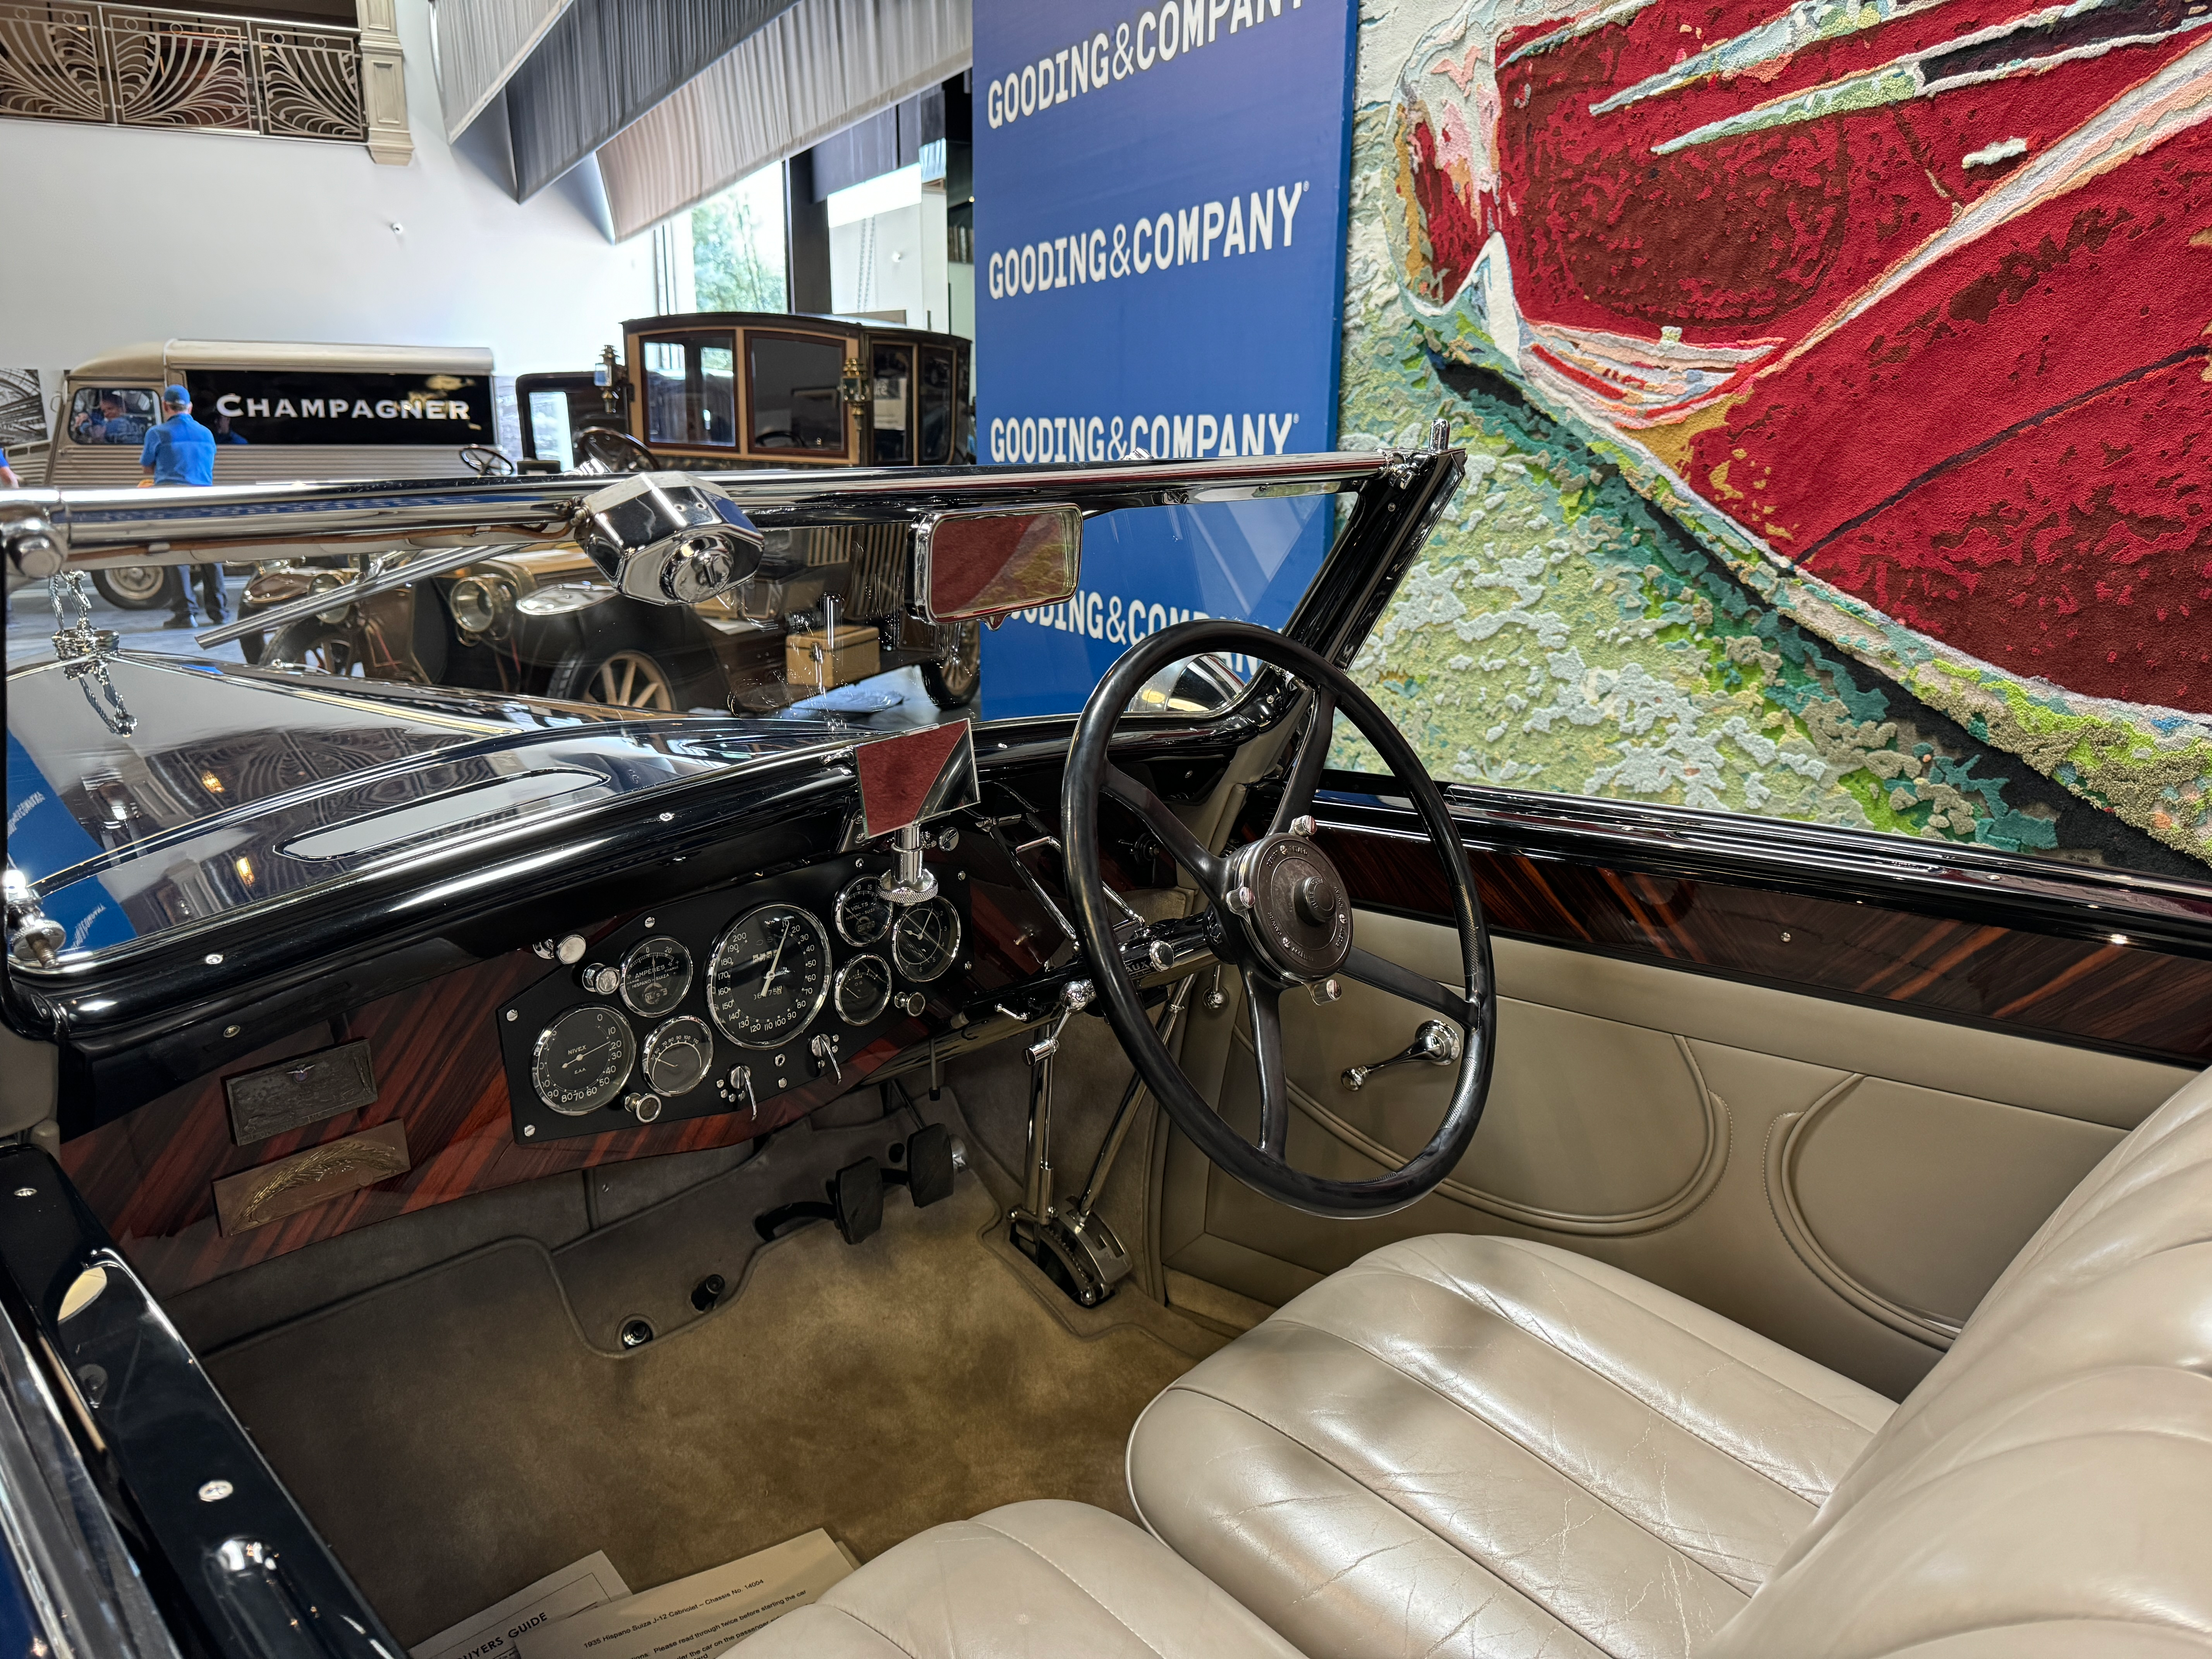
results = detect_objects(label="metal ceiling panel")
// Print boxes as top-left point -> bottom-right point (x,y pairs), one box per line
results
595,0 -> 970,240
507,0 -> 805,202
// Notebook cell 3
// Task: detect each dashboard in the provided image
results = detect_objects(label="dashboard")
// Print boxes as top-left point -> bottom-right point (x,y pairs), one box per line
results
495,848 -> 975,1143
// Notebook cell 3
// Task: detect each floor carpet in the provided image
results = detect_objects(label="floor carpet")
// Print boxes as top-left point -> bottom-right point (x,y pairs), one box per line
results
206,1172 -> 1204,1645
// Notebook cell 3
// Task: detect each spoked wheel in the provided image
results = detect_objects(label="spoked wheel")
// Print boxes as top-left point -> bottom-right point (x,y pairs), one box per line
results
553,647 -> 678,711
268,621 -> 366,678
1061,618 -> 1498,1219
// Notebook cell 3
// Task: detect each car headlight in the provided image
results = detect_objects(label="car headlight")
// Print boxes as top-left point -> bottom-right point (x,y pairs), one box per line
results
449,575 -> 514,636
308,572 -> 352,625
516,582 -> 613,617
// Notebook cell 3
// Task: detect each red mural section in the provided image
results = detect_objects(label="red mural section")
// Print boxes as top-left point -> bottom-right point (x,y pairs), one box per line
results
1395,0 -> 2212,712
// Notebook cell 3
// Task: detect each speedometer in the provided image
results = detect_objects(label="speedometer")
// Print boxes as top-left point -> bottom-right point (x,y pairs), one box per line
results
706,904 -> 831,1048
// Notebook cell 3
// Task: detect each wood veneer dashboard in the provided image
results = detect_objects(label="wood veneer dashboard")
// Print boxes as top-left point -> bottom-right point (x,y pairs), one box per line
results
60,830 -> 1076,1299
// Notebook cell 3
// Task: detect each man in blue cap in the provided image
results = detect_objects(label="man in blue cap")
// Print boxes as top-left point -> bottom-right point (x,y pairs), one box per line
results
142,386 -> 227,627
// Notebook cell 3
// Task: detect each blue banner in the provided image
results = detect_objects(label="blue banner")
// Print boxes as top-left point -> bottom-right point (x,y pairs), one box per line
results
972,0 -> 1357,718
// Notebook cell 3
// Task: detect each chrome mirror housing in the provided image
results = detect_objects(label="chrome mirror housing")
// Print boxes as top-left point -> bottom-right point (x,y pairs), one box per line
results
572,474 -> 764,606
912,505 -> 1081,623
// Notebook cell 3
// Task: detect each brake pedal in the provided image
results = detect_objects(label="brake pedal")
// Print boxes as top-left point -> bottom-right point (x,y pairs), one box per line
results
881,1125 -> 966,1209
753,1157 -> 886,1245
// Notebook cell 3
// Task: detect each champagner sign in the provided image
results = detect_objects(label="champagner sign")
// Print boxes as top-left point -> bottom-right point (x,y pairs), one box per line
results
971,0 -> 1357,718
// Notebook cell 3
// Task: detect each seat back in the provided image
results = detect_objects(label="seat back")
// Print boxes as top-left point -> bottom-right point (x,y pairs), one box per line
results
1703,1065 -> 2212,1656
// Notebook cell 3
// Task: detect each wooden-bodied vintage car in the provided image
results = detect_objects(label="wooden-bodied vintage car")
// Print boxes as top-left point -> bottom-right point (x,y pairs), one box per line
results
2,452 -> 2209,1659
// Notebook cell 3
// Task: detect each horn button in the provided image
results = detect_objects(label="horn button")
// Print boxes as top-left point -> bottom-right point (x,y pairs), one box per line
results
1229,835 -> 1353,981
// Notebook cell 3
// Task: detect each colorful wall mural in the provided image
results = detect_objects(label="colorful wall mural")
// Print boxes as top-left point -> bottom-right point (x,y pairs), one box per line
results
1334,0 -> 2212,871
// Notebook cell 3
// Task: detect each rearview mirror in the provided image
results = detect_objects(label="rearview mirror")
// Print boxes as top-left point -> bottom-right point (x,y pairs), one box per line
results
913,505 -> 1080,623
572,473 -> 763,605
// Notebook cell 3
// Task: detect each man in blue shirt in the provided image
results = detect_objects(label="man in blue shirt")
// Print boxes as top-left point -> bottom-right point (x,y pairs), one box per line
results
142,388 -> 227,626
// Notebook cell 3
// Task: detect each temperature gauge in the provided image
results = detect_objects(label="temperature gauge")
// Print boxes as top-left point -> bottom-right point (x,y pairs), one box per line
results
642,1015 -> 715,1096
833,955 -> 893,1025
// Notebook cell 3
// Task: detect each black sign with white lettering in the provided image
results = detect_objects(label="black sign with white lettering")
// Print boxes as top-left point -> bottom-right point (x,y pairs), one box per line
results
187,369 -> 491,446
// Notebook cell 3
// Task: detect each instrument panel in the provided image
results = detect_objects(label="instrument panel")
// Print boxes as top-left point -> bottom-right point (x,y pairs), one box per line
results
496,853 -> 973,1143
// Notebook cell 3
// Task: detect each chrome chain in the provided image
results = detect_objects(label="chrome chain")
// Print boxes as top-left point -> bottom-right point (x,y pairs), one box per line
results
47,571 -> 136,735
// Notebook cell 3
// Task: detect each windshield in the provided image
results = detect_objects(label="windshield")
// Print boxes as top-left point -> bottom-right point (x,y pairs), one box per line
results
7,449 -> 2205,953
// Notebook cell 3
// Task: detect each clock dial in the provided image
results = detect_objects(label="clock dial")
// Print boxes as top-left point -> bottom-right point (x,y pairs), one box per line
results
890,898 -> 961,984
620,935 -> 693,1017
531,1005 -> 636,1116
706,904 -> 831,1048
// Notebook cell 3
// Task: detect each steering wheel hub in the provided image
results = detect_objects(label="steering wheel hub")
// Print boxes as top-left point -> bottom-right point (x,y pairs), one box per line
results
1229,834 -> 1353,981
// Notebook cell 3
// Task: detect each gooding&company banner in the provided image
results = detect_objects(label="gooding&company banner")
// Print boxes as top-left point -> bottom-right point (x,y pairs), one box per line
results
972,0 -> 1356,717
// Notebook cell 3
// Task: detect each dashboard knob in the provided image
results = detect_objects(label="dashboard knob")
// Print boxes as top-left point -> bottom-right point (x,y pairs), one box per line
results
576,962 -> 620,995
893,991 -> 926,1018
625,1092 -> 663,1123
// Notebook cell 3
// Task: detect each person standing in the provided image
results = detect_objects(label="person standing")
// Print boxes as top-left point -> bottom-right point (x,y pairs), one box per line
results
141,386 -> 226,628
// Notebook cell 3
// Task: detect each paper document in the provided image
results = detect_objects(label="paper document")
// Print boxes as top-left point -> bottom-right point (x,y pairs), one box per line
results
414,1553 -> 633,1659
515,1530 -> 853,1659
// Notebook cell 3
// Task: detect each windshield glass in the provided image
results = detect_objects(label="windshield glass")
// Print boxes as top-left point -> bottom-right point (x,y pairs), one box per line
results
2,486 -> 1339,963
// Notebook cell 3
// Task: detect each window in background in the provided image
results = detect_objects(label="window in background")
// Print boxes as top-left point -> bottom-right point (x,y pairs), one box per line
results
693,164 -> 788,314
748,335 -> 845,453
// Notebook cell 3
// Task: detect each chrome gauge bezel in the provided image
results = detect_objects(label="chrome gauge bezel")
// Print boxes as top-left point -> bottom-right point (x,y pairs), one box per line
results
890,898 -> 962,984
531,1004 -> 637,1116
833,954 -> 893,1025
833,875 -> 892,946
706,903 -> 833,1050
619,934 -> 694,1017
641,1014 -> 715,1097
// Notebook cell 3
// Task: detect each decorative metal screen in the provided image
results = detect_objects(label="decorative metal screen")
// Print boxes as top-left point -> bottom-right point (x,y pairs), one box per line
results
0,2 -> 362,141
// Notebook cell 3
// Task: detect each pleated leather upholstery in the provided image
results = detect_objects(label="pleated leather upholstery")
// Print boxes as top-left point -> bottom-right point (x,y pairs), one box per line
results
1130,1065 -> 2212,1659
1127,1234 -> 1893,1658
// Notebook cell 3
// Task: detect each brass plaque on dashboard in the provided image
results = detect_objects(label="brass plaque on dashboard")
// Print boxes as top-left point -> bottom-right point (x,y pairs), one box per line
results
213,1120 -> 410,1236
225,1039 -> 377,1146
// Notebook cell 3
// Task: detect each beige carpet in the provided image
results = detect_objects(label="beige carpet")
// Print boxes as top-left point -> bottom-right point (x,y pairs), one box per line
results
207,1174 -> 1207,1645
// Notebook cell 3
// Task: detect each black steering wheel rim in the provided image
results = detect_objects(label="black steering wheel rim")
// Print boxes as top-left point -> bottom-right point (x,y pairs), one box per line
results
1061,618 -> 1497,1219
576,426 -> 658,473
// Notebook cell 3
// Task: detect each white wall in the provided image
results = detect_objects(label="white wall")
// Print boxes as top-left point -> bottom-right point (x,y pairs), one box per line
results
0,0 -> 653,385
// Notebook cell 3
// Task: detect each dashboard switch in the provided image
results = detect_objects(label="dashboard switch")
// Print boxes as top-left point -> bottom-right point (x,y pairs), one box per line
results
624,1092 -> 663,1123
576,963 -> 620,996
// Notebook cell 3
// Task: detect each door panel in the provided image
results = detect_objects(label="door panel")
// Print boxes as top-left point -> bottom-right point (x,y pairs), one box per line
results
1162,910 -> 2196,1398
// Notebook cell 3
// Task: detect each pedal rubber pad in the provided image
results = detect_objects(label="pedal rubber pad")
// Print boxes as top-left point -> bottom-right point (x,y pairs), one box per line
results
905,1125 -> 957,1208
831,1158 -> 884,1244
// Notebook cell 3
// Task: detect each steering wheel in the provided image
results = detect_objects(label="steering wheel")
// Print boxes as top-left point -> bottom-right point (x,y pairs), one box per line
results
1061,619 -> 1497,1219
459,445 -> 516,477
576,426 -> 659,473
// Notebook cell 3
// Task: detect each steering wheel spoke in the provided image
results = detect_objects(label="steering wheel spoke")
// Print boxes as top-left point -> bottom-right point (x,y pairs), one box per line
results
1104,765 -> 1224,897
1246,979 -> 1292,1157
1267,685 -> 1335,837
1064,615 -> 1496,1221
1340,947 -> 1473,1028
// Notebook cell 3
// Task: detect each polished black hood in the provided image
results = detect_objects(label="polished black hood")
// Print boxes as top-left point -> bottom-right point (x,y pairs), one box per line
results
7,654 -> 851,963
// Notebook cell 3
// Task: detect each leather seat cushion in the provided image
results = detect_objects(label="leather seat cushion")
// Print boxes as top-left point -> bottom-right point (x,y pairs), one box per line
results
1128,1234 -> 1895,1659
739,1499 -> 1303,1658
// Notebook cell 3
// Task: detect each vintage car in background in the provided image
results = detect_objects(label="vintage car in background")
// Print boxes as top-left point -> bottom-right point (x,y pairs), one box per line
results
3,448 -> 2209,1658
232,313 -> 980,712
239,529 -> 982,713
40,338 -> 501,612
521,311 -> 975,474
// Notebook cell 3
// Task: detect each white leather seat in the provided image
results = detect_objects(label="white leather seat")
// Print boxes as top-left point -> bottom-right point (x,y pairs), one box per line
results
1130,1063 -> 2212,1657
1127,1233 -> 1891,1656
738,1499 -> 1301,1657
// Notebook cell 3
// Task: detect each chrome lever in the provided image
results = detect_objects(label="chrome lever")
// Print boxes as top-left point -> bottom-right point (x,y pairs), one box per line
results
1341,1019 -> 1462,1092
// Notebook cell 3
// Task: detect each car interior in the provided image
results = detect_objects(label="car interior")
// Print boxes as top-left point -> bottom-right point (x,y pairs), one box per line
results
4,446 -> 2210,1658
